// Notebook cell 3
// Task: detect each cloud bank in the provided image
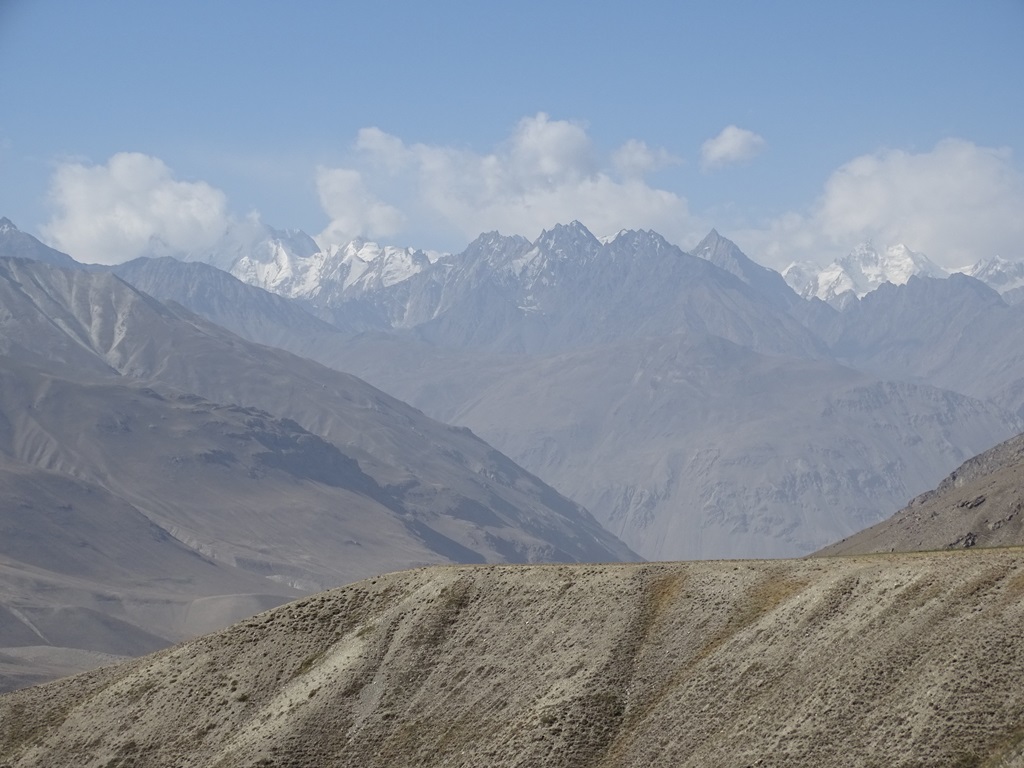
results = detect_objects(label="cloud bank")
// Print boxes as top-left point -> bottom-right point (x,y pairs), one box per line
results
43,153 -> 230,265
315,113 -> 699,249
739,139 -> 1024,269
699,125 -> 766,171
40,127 -> 1022,274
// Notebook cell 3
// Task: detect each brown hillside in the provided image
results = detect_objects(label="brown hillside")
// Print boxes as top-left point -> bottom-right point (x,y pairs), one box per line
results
817,432 -> 1024,556
3,554 -> 1024,767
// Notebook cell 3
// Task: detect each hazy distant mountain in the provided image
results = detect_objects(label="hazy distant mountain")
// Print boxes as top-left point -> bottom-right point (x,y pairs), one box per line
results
821,274 -> 1024,413
957,255 -> 1024,294
111,256 -> 347,346
333,330 -> 1019,559
784,242 -> 947,305
231,237 -> 441,303
104,222 -> 1024,561
180,218 -> 444,331
8,552 -> 1024,766
0,219 -> 78,269
178,217 -> 321,274
1004,286 -> 1024,306
12,222 -> 1024,564
692,228 -> 800,310
0,256 -> 634,572
195,220 -> 826,360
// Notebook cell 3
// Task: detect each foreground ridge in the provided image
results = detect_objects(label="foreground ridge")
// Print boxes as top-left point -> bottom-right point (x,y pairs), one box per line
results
3,553 -> 1024,767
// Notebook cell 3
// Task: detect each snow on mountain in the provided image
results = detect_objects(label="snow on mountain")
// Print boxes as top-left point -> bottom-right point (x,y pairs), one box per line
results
956,256 -> 1024,295
783,242 -> 947,306
230,239 -> 436,301
178,219 -> 445,309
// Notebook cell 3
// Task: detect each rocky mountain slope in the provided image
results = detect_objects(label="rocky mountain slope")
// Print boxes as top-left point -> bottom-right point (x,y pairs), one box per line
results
5,552 -> 1024,767
693,228 -> 800,310
431,334 -> 1018,558
0,445 -> 299,692
324,331 -> 1018,558
818,430 -> 1024,556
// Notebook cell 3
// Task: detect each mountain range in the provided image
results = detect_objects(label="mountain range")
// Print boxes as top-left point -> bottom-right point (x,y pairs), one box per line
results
105,219 -> 1024,560
783,238 -> 1024,307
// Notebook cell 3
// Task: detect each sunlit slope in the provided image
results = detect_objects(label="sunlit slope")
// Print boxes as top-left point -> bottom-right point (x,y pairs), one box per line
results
5,553 -> 1024,767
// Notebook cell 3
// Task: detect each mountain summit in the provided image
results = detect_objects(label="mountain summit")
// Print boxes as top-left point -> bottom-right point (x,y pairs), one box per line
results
0,218 -> 79,268
783,242 -> 947,306
693,229 -> 799,309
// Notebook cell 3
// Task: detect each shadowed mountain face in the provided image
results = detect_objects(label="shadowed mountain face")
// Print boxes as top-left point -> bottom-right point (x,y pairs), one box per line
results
0,256 -> 636,689
818,430 -> 1024,556
0,444 -> 300,692
5,553 -> 1024,767
0,359 -> 446,592
0,256 -> 634,569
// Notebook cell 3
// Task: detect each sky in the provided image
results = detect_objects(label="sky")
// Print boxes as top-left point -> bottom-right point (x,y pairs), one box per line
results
0,0 -> 1022,269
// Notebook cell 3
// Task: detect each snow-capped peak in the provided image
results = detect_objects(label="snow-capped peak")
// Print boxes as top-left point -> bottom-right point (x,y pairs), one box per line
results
0,217 -> 18,234
955,255 -> 1024,294
535,221 -> 601,252
784,242 -> 948,306
841,242 -> 946,288
324,240 -> 436,291
599,229 -> 630,245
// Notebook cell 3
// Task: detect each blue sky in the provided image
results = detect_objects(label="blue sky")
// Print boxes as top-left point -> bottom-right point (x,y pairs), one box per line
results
1,0 -> 1022,267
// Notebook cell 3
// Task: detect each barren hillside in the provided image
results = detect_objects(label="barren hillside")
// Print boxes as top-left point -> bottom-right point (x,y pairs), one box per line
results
818,431 -> 1024,556
4,553 -> 1024,767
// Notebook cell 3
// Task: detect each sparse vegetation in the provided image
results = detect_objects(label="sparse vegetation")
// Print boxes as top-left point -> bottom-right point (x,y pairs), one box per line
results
5,556 -> 1024,766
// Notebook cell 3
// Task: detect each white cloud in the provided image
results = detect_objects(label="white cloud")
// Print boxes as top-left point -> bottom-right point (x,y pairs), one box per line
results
43,152 -> 229,265
315,167 -> 404,245
699,125 -> 767,171
317,113 -> 702,248
612,139 -> 681,179
738,139 -> 1024,269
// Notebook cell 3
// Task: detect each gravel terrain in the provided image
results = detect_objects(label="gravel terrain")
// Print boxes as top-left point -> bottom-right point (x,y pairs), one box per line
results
4,552 -> 1024,767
